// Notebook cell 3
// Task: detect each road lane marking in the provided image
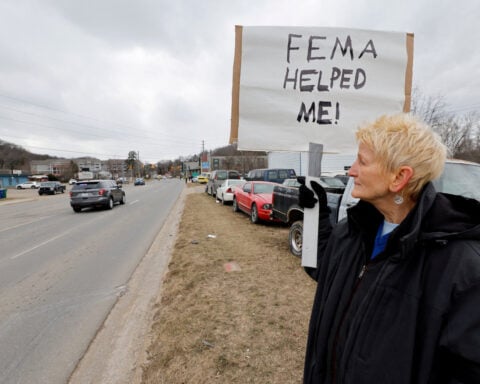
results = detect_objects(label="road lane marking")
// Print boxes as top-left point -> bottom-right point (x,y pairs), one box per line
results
129,200 -> 139,205
0,216 -> 55,233
10,230 -> 73,259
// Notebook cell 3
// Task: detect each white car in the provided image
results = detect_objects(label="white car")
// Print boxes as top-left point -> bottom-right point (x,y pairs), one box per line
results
216,179 -> 246,205
16,182 -> 39,189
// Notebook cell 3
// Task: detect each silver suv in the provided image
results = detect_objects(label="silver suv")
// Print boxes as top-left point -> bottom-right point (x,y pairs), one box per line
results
69,180 -> 125,213
206,170 -> 241,197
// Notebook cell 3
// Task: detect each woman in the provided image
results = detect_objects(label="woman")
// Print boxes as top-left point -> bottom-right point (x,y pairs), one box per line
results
302,114 -> 480,383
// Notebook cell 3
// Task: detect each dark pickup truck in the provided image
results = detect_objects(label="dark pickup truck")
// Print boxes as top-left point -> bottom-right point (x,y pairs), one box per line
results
271,176 -> 348,257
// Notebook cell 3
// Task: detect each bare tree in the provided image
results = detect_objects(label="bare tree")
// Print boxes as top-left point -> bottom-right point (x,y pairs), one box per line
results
411,87 -> 480,159
411,87 -> 450,130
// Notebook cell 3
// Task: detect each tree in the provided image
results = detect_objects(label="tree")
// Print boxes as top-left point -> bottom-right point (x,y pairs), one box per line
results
125,151 -> 137,177
411,87 -> 480,159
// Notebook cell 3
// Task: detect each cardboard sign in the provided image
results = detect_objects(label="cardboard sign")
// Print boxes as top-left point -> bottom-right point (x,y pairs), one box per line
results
230,26 -> 413,152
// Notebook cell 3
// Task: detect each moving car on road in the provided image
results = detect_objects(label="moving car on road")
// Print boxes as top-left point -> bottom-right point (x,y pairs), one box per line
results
232,181 -> 281,224
38,181 -> 65,195
69,179 -> 126,212
134,178 -> 145,186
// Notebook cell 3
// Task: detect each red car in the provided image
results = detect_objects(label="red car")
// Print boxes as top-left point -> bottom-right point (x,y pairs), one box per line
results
232,181 -> 281,224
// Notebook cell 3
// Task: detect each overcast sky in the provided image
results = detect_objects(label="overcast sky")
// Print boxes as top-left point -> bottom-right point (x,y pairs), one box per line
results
0,0 -> 478,163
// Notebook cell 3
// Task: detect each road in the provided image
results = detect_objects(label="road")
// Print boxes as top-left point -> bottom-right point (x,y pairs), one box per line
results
0,179 -> 184,384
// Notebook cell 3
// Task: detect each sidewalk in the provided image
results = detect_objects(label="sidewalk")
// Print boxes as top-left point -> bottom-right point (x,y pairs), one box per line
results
0,188 -> 38,206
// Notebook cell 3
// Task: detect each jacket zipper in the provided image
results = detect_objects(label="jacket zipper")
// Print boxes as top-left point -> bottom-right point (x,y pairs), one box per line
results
331,263 -> 368,383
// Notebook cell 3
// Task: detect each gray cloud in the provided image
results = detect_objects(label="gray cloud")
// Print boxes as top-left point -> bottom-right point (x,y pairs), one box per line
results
0,0 -> 478,162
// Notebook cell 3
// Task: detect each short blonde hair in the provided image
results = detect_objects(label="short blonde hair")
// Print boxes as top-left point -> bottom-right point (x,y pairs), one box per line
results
356,113 -> 447,200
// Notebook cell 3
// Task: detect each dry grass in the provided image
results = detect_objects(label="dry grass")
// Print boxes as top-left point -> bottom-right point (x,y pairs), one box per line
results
141,186 -> 316,383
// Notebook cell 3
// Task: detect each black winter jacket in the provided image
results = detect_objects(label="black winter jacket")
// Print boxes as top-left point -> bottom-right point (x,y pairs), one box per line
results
304,183 -> 480,384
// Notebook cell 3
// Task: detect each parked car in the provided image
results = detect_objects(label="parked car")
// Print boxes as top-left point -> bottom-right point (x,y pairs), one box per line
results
232,181 -> 282,224
245,168 -> 296,184
68,178 -> 77,185
38,181 -> 65,195
196,173 -> 210,184
134,177 -> 145,186
16,182 -> 39,189
116,177 -> 129,184
69,180 -> 126,212
206,170 -> 241,196
216,179 -> 246,205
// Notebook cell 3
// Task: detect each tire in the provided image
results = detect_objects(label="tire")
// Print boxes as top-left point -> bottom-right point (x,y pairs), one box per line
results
120,194 -> 126,205
232,198 -> 239,212
250,204 -> 259,224
73,206 -> 81,213
289,220 -> 303,258
16,186 -> 22,190
106,197 -> 114,210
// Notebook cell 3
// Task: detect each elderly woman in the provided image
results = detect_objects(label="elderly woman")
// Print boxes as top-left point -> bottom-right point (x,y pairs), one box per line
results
302,114 -> 480,383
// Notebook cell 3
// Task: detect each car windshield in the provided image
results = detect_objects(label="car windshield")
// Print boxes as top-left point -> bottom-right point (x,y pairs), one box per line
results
432,162 -> 480,200
320,177 -> 346,188
283,179 -> 301,187
73,182 -> 101,190
253,183 -> 275,194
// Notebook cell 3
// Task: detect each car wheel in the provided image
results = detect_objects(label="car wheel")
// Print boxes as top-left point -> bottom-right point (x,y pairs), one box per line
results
120,194 -> 126,204
38,191 -> 43,195
289,220 -> 303,258
30,186 -> 35,189
221,196 -> 226,205
251,204 -> 259,224
16,186 -> 21,190
232,198 -> 239,212
73,206 -> 82,213
106,197 -> 114,210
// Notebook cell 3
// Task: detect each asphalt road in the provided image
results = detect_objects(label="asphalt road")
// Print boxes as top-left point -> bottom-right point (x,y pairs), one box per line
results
0,179 -> 184,384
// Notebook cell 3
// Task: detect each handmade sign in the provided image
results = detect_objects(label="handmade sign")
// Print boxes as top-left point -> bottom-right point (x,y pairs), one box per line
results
230,26 -> 413,152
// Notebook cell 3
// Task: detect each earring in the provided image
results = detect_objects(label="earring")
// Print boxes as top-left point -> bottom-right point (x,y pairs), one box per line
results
394,193 -> 404,205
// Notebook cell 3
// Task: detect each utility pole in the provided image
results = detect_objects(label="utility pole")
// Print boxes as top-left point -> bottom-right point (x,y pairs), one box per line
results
200,140 -> 205,171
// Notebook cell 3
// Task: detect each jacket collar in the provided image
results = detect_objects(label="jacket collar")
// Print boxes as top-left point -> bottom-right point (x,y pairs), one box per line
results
347,183 -> 438,262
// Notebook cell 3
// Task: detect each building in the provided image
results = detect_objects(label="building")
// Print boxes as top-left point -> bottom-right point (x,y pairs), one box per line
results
30,159 -> 72,178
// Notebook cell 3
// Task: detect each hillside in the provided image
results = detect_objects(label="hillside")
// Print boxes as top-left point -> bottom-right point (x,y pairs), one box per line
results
0,139 -> 55,172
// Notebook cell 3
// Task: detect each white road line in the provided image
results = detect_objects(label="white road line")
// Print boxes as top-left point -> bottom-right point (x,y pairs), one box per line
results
0,215 -> 55,233
10,230 -> 72,259
129,200 -> 139,205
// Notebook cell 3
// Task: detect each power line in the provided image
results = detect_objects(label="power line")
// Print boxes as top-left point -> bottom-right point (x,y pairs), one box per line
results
0,92 -> 203,145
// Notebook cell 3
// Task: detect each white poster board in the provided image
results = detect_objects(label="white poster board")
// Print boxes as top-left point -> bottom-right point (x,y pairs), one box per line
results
231,26 -> 413,153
